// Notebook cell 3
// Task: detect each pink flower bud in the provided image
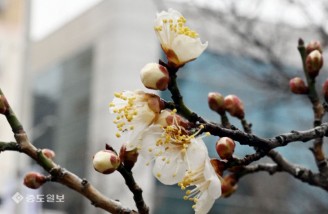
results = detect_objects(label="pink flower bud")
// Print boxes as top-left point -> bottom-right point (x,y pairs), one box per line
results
42,149 -> 55,159
93,150 -> 121,174
0,95 -> 9,114
224,95 -> 245,119
216,137 -> 236,160
306,40 -> 322,55
23,172 -> 46,189
221,174 -> 238,198
208,92 -> 225,114
322,79 -> 328,102
119,144 -> 139,170
140,63 -> 170,91
289,77 -> 308,94
306,50 -> 323,77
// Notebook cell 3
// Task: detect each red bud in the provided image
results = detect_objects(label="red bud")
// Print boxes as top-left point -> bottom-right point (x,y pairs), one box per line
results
42,149 -> 55,159
208,92 -> 225,114
289,77 -> 308,94
216,137 -> 235,160
224,95 -> 244,119
306,40 -> 322,55
306,50 -> 323,78
24,172 -> 46,189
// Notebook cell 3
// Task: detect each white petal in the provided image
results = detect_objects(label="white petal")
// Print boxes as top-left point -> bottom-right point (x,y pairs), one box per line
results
203,159 -> 222,199
171,35 -> 208,64
184,139 -> 208,170
194,191 -> 216,214
208,177 -> 222,199
138,125 -> 164,159
153,153 -> 187,185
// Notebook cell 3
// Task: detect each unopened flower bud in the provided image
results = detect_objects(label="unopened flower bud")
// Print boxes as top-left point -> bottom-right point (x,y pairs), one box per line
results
23,172 -> 46,189
119,144 -> 139,170
306,40 -> 322,55
210,159 -> 226,176
323,79 -> 328,102
224,95 -> 245,119
42,149 -> 55,159
221,174 -> 238,197
216,137 -> 235,160
140,63 -> 170,91
306,50 -> 323,77
208,92 -> 225,114
289,77 -> 308,94
0,95 -> 9,114
93,150 -> 120,174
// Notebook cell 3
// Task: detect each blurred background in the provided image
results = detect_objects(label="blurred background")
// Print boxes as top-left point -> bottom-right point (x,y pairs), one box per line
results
0,0 -> 327,213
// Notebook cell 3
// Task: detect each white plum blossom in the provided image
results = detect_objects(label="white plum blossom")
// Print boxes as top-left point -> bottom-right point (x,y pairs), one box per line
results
109,90 -> 162,151
179,158 -> 222,214
138,110 -> 209,185
154,8 -> 208,67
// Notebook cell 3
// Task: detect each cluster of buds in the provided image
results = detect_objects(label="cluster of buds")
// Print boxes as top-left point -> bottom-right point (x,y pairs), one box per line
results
289,77 -> 308,94
0,95 -> 9,114
216,137 -> 236,160
23,172 -> 47,189
140,63 -> 170,91
305,41 -> 324,78
208,92 -> 245,119
93,149 -> 121,174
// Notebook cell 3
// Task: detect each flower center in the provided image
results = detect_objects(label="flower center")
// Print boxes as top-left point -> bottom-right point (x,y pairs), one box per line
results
154,16 -> 199,39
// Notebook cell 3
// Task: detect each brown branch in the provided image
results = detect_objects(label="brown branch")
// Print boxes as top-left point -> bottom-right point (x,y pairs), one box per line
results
117,166 -> 149,214
235,163 -> 281,180
0,89 -> 139,214
268,150 -> 328,191
298,39 -> 328,176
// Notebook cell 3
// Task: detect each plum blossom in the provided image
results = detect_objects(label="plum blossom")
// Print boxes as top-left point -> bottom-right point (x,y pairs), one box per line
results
154,8 -> 208,67
109,90 -> 162,151
138,110 -> 209,185
179,158 -> 222,214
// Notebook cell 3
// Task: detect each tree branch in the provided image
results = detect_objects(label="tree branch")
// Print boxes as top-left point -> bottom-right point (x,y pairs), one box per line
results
117,166 -> 149,214
0,89 -> 138,214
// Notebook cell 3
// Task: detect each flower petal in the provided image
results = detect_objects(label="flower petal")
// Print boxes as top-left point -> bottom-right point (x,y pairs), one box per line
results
153,153 -> 187,185
194,191 -> 216,214
184,138 -> 208,170
172,35 -> 208,64
138,125 -> 164,159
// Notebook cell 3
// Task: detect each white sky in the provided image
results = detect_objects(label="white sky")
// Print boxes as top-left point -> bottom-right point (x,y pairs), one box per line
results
31,0 -> 327,40
31,0 -> 102,40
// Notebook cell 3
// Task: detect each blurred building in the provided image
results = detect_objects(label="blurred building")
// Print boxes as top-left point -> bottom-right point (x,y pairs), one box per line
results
28,1 -> 159,214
